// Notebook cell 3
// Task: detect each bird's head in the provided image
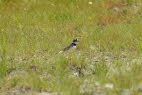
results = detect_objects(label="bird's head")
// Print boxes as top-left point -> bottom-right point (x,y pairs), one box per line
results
73,39 -> 79,42
72,39 -> 79,44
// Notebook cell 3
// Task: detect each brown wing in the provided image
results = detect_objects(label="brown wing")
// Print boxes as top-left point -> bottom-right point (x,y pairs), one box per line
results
63,44 -> 73,51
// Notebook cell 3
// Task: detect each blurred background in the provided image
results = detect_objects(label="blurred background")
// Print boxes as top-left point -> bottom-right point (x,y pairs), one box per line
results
0,0 -> 142,95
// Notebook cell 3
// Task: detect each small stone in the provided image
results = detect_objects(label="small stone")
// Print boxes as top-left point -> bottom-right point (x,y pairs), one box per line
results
104,83 -> 114,89
88,1 -> 93,5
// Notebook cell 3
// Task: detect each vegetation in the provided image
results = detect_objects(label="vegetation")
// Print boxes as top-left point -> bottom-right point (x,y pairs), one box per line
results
0,0 -> 142,95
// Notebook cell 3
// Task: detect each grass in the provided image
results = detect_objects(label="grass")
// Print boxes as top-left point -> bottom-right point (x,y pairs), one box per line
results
0,0 -> 142,95
0,33 -> 7,78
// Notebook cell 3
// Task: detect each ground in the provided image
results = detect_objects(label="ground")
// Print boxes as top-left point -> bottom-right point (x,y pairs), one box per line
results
0,0 -> 142,95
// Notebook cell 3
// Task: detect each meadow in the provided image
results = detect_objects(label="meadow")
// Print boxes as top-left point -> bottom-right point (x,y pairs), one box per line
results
0,0 -> 142,95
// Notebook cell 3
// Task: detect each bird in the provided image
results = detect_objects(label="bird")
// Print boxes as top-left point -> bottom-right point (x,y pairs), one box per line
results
59,39 -> 79,53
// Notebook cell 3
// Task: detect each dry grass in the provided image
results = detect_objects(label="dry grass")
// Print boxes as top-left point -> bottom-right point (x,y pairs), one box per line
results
0,0 -> 142,95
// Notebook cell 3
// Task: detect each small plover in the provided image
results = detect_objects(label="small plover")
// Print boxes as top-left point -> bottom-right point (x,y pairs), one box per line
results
59,39 -> 79,53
